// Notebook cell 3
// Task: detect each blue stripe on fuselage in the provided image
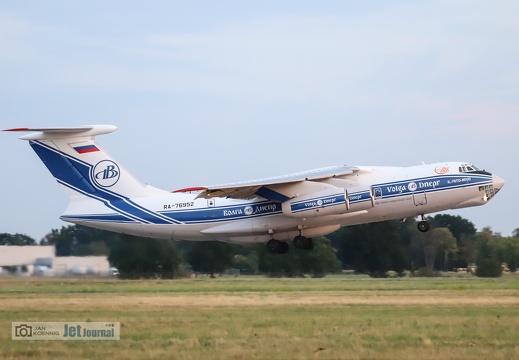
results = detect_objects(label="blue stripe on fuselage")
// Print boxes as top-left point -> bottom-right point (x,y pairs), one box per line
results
290,193 -> 345,213
372,174 -> 492,199
348,190 -> 372,204
161,201 -> 282,224
62,201 -> 283,225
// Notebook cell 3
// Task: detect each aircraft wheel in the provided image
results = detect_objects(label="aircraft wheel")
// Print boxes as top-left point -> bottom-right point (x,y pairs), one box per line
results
293,235 -> 314,250
267,239 -> 289,254
293,235 -> 306,248
417,221 -> 430,233
279,241 -> 289,254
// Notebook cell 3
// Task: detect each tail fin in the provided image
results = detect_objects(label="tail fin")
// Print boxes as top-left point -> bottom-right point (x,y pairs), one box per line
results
4,125 -> 156,200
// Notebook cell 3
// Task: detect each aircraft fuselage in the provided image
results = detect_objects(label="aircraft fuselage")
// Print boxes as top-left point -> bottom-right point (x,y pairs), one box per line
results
61,163 -> 503,244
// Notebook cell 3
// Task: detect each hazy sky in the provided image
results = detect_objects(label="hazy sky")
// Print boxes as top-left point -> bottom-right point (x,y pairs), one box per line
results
1,1 -> 517,241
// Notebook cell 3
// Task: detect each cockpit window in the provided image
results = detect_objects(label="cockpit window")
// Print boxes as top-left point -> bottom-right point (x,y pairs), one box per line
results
459,164 -> 482,173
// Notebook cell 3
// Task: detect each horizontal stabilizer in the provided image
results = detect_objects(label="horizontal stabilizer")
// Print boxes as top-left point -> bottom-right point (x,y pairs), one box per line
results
3,125 -> 117,140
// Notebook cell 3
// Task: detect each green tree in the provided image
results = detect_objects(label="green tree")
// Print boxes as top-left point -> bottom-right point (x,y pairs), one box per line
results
0,233 -> 37,245
233,252 -> 259,275
481,228 -> 519,273
108,234 -> 182,279
474,229 -> 502,278
329,221 -> 408,277
501,237 -> 519,272
257,237 -> 341,277
431,214 -> 476,240
186,241 -> 235,276
457,232 -> 478,269
414,227 -> 457,272
431,214 -> 476,269
299,237 -> 342,276
257,243 -> 301,277
44,225 -> 117,256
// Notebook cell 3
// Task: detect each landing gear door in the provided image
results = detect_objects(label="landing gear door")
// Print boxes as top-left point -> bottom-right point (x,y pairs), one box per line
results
413,191 -> 427,206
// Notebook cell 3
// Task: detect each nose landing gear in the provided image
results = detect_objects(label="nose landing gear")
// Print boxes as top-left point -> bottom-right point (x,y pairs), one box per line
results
417,215 -> 430,233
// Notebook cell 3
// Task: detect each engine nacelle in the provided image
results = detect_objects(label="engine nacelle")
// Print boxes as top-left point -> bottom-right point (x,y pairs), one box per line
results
282,185 -> 374,218
345,184 -> 375,212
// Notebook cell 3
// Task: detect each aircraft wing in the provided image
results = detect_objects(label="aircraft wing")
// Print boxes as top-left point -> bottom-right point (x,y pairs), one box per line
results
196,165 -> 359,201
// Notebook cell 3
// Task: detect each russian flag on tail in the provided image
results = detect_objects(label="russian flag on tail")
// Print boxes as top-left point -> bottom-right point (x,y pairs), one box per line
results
74,145 -> 100,154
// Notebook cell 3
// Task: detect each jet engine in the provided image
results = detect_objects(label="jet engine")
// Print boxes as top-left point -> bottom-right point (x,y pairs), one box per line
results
281,185 -> 374,218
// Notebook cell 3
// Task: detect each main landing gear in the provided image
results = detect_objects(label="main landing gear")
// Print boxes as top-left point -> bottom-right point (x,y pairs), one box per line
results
266,239 -> 289,254
293,235 -> 314,250
266,235 -> 314,254
417,214 -> 430,233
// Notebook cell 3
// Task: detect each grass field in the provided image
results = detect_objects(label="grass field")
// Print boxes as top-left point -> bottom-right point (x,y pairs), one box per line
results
1,274 -> 519,359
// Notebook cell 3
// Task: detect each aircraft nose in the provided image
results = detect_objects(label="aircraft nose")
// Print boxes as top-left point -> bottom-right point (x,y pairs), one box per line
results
487,174 -> 505,201
492,174 -> 505,191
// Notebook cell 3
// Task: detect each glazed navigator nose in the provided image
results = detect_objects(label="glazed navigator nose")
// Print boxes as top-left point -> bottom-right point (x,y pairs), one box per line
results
484,174 -> 505,201
492,174 -> 505,192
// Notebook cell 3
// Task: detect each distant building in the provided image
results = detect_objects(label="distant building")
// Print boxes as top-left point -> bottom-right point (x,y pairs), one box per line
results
0,245 -> 111,276
0,246 -> 55,266
50,256 -> 110,276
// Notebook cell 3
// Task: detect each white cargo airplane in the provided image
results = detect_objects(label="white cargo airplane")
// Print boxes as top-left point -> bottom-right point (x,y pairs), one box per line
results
5,125 -> 505,253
